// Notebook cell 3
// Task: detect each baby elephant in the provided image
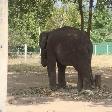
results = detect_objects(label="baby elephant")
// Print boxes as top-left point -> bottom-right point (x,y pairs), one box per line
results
39,26 -> 94,91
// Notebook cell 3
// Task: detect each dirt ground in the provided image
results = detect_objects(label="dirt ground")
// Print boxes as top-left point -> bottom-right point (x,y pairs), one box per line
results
7,99 -> 112,112
7,55 -> 112,112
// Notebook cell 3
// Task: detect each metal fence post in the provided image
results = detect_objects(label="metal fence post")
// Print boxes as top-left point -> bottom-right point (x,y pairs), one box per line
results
38,26 -> 41,55
107,44 -> 109,55
39,48 -> 41,55
25,44 -> 27,62
0,0 -> 8,112
39,26 -> 41,35
38,26 -> 41,46
94,44 -> 97,55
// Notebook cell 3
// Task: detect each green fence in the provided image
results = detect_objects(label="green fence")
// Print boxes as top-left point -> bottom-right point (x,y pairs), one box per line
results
93,42 -> 112,55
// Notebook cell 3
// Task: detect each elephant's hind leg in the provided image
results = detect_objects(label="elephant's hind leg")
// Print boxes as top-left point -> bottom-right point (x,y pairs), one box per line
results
57,63 -> 66,88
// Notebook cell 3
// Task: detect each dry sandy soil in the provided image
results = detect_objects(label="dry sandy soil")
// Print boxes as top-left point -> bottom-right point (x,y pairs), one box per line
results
7,99 -> 112,112
7,55 -> 112,112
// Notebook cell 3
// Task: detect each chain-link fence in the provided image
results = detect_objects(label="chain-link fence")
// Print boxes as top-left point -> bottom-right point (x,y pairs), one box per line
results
93,42 -> 112,55
8,43 -> 112,90
8,45 -> 40,60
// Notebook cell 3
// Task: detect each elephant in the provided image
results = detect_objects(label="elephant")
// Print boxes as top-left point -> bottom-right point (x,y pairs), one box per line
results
39,26 -> 94,91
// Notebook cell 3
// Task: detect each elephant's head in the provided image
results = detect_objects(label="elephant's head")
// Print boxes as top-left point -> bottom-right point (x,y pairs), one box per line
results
39,32 -> 48,67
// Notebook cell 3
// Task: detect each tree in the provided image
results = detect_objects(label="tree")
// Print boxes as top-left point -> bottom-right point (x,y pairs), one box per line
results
87,0 -> 93,37
61,0 -> 93,35
90,0 -> 112,42
9,0 -> 112,47
0,0 -> 8,112
45,2 -> 80,30
77,0 -> 84,31
8,0 -> 55,48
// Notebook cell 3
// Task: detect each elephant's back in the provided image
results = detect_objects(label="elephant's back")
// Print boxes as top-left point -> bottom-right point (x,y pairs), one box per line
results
48,26 -> 90,46
47,26 -> 92,66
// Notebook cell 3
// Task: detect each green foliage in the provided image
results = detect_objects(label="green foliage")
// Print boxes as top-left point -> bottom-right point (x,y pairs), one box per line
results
96,0 -> 108,10
45,2 -> 80,30
8,0 -> 54,48
91,6 -> 112,42
9,0 -> 112,50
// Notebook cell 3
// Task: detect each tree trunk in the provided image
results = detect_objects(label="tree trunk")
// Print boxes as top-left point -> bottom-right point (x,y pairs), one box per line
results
78,0 -> 84,31
87,0 -> 93,37
0,0 -> 8,112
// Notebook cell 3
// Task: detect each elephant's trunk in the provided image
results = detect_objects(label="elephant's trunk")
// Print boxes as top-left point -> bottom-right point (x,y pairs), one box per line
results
41,49 -> 47,67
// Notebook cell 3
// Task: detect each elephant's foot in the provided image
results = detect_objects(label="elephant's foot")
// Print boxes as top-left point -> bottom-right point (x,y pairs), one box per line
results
77,83 -> 83,92
57,83 -> 66,89
57,80 -> 66,89
77,77 -> 83,92
83,78 -> 93,90
49,85 -> 57,91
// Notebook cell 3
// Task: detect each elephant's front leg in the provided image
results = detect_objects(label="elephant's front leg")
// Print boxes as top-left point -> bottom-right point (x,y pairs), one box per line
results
47,57 -> 57,90
77,72 -> 83,91
57,63 -> 66,88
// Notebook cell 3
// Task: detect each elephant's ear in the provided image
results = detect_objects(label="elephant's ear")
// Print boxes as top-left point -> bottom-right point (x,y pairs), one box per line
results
39,32 -> 48,49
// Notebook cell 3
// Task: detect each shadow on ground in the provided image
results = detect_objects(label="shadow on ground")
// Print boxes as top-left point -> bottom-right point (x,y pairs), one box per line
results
8,64 -> 112,107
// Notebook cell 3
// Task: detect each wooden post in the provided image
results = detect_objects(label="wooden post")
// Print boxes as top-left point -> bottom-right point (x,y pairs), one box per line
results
95,75 -> 101,89
25,44 -> 27,62
0,0 -> 8,112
